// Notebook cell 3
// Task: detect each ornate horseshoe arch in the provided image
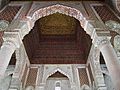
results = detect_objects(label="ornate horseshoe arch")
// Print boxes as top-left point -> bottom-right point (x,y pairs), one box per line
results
26,4 -> 95,40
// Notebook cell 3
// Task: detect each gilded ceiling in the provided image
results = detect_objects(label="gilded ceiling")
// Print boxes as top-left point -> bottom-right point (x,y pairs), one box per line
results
38,12 -> 77,35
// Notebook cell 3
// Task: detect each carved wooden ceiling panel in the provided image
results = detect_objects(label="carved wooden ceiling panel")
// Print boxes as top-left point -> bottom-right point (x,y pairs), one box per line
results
38,12 -> 77,35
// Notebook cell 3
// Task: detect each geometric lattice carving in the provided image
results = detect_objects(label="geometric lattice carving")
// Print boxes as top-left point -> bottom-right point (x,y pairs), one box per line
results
0,6 -> 21,22
21,65 -> 28,87
94,5 -> 119,23
26,68 -> 38,87
78,68 -> 89,86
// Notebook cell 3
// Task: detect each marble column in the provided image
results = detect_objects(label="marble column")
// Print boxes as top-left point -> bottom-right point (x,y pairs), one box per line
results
0,41 -> 16,80
0,32 -> 21,82
94,38 -> 120,90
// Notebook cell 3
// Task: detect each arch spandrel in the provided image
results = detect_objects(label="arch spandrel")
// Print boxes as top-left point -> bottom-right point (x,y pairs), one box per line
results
31,5 -> 84,25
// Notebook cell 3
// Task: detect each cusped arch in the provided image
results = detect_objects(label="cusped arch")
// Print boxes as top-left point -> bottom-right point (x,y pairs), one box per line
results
44,68 -> 72,83
27,4 -> 94,39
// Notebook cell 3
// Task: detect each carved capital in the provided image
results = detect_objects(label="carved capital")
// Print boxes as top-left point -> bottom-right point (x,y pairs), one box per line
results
7,19 -> 31,40
2,32 -> 22,49
93,37 -> 110,49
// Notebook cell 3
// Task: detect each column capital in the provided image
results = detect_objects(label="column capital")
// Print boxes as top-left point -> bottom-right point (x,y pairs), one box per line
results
93,37 -> 110,49
2,31 -> 22,49
6,19 -> 31,40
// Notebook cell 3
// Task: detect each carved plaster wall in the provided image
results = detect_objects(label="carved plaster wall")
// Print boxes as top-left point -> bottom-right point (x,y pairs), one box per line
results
35,64 -> 80,90
42,65 -> 73,83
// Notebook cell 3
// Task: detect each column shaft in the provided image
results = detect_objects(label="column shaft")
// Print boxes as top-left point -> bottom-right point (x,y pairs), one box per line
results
100,43 -> 120,90
0,41 -> 16,78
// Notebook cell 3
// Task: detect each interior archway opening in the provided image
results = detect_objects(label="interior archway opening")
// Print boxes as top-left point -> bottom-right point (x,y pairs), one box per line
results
23,12 -> 92,64
45,71 -> 70,90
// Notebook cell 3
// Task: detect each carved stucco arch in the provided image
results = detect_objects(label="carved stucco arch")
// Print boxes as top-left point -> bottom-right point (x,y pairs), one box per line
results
42,67 -> 73,84
26,4 -> 95,40
30,4 -> 85,27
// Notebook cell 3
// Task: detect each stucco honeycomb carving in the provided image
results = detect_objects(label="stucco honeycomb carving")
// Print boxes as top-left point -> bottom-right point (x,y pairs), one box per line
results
105,20 -> 120,32
94,37 -> 110,48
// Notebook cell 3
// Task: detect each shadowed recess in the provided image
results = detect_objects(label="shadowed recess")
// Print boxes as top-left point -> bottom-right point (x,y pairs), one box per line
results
48,71 -> 68,78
